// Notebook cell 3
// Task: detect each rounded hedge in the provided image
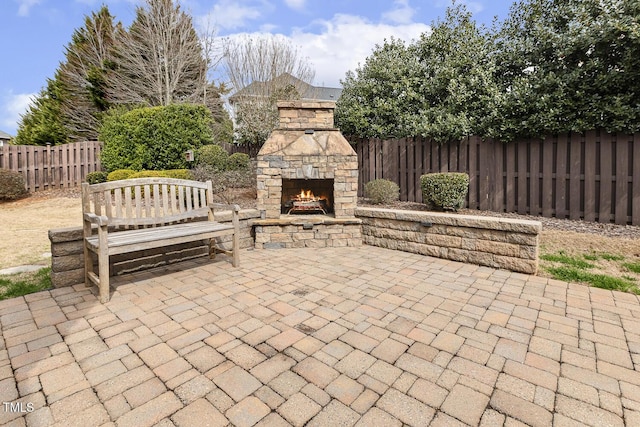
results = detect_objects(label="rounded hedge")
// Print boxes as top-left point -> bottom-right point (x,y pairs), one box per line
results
364,179 -> 400,204
196,145 -> 229,171
227,152 -> 250,171
420,172 -> 469,211
99,104 -> 214,172
107,169 -> 136,182
0,169 -> 28,200
85,171 -> 108,184
164,169 -> 193,180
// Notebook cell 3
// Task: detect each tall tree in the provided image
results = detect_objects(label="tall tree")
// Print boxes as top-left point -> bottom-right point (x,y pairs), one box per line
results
15,77 -> 68,146
336,3 -> 499,143
58,6 -> 119,141
336,38 -> 422,138
496,0 -> 640,138
223,34 -> 315,145
108,0 -> 213,108
413,4 -> 500,142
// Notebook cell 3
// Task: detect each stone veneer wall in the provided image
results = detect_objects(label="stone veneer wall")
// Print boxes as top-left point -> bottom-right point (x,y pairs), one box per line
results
49,209 -> 261,288
256,154 -> 358,218
252,217 -> 362,249
278,101 -> 335,129
256,101 -> 359,219
355,207 -> 541,274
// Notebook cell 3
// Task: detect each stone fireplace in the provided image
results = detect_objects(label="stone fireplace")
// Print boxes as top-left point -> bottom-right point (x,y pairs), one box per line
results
253,101 -> 362,248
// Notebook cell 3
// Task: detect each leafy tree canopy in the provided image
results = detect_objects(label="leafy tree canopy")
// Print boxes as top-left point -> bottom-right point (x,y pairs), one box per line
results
337,0 -> 640,142
336,4 -> 498,143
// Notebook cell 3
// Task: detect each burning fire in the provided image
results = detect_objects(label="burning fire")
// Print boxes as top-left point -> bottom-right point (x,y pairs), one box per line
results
294,189 -> 323,202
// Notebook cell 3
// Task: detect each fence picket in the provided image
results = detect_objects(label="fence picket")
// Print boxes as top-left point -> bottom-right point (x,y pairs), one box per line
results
569,133 -> 582,220
600,133 -> 612,222
615,134 -> 629,224
583,131 -> 597,222
633,133 -> 640,225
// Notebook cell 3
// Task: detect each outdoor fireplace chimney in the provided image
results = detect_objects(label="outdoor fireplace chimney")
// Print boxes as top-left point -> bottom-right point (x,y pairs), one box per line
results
256,101 -> 359,219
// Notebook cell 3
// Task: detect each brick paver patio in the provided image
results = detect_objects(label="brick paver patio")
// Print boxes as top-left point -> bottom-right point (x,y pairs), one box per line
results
1,246 -> 639,426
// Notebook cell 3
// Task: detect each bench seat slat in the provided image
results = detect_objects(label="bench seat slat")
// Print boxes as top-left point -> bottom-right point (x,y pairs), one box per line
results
85,222 -> 234,255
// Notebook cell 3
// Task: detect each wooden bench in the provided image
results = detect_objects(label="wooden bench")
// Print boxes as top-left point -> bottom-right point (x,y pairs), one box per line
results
81,177 -> 240,303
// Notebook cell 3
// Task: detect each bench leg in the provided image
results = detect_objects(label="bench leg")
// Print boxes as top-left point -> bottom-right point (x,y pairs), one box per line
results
98,250 -> 110,303
83,242 -> 93,288
232,232 -> 240,268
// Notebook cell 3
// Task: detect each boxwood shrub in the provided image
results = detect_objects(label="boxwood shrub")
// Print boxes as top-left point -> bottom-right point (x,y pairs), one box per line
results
196,144 -> 229,171
364,179 -> 400,204
85,171 -> 108,184
421,172 -> 469,211
107,169 -> 136,181
99,104 -> 214,172
164,169 -> 193,180
0,170 -> 28,200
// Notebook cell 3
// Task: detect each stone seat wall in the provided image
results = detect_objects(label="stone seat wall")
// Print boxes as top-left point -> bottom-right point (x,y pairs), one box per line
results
356,207 -> 542,274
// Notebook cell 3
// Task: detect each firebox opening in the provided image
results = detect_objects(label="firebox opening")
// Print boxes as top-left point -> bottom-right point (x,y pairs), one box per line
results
282,179 -> 334,215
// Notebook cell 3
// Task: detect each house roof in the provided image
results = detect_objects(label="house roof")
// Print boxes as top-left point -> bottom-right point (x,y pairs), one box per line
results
229,73 -> 342,103
0,130 -> 11,140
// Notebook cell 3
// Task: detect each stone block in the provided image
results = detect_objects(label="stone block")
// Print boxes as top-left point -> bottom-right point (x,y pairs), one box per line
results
51,240 -> 83,257
263,243 -> 286,249
476,240 -> 520,257
520,245 -> 538,260
48,227 -> 84,243
52,254 -> 84,272
423,234 -> 462,248
494,255 -> 538,274
51,268 -> 85,288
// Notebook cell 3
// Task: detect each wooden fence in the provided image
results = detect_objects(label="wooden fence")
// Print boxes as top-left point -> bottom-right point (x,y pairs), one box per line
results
352,131 -> 640,226
219,141 -> 261,158
0,141 -> 102,192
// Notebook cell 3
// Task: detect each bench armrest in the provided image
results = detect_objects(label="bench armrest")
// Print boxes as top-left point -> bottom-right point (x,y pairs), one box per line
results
209,203 -> 240,212
83,212 -> 109,227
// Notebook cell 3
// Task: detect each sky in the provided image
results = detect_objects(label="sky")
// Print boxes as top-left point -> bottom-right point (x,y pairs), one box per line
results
0,0 -> 514,137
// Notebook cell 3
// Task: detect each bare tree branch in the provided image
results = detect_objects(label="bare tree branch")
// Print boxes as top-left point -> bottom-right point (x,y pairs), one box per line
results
108,0 -> 210,107
223,34 -> 315,145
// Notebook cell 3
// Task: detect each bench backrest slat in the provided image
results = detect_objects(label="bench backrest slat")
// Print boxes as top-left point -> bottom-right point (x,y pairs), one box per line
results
82,178 -> 214,228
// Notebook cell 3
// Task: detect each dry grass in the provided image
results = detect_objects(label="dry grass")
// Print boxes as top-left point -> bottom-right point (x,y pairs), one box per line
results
0,194 -> 82,270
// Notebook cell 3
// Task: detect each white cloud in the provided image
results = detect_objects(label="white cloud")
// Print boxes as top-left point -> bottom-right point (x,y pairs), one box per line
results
15,0 -> 42,17
382,0 -> 415,25
201,0 -> 263,31
290,14 -> 429,87
284,0 -> 305,11
1,92 -> 35,136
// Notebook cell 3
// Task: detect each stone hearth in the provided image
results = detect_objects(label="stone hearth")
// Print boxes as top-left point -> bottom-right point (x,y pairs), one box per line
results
253,101 -> 362,249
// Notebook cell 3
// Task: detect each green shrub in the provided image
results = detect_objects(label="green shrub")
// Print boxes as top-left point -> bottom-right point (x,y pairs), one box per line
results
99,104 -> 214,172
0,170 -> 28,200
164,169 -> 193,180
227,153 -> 250,171
128,170 -> 169,179
196,144 -> 229,171
421,172 -> 469,211
85,171 -> 108,184
364,179 -> 400,204
107,169 -> 136,182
